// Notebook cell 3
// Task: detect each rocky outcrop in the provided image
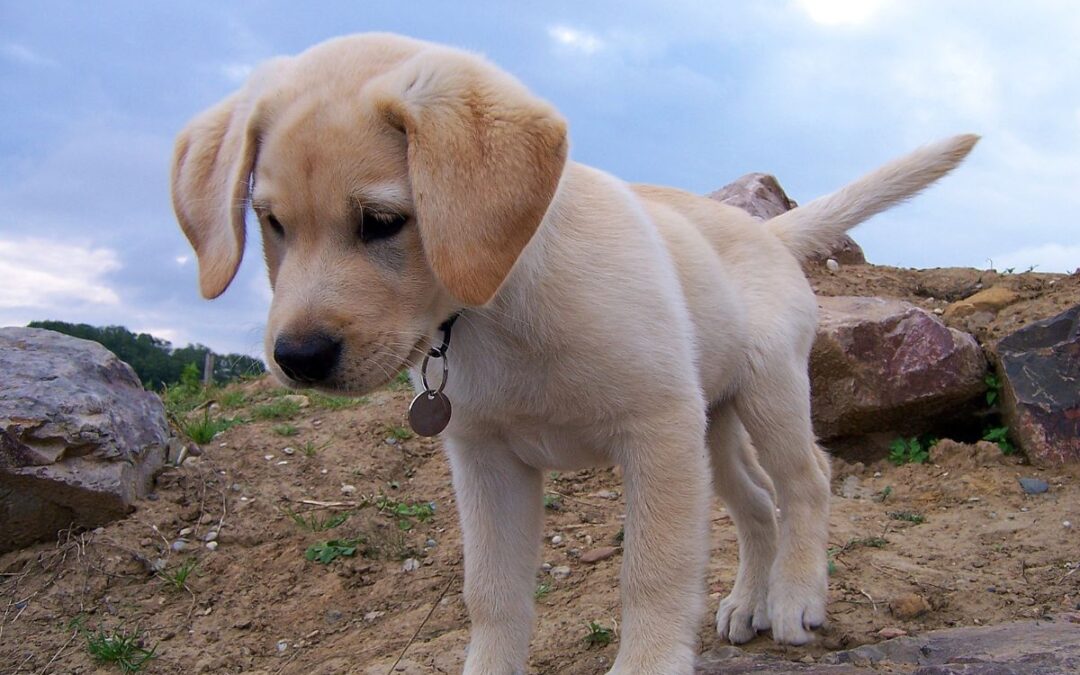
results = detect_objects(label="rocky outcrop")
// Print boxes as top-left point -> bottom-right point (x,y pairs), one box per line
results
810,297 -> 987,439
696,620 -> 1080,673
991,304 -> 1080,465
942,286 -> 1020,320
0,327 -> 169,553
708,173 -> 866,264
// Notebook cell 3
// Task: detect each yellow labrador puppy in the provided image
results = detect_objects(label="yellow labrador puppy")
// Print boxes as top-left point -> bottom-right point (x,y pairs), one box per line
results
171,33 -> 976,674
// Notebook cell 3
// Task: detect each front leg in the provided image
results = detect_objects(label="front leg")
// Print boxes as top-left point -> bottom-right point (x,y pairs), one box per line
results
444,434 -> 543,675
610,411 -> 711,675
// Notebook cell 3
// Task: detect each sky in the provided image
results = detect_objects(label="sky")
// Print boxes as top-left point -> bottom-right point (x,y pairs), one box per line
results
2,1 -> 1078,358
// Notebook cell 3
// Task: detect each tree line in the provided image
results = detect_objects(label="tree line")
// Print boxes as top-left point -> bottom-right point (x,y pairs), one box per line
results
28,320 -> 265,390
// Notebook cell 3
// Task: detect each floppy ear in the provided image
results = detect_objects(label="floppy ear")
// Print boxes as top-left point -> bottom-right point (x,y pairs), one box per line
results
170,92 -> 260,299
372,49 -> 569,305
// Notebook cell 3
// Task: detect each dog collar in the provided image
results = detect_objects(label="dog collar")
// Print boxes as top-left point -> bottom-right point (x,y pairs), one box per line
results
408,312 -> 461,437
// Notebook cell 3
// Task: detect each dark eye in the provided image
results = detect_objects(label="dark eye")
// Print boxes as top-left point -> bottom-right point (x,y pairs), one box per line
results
358,210 -> 408,243
267,214 -> 285,237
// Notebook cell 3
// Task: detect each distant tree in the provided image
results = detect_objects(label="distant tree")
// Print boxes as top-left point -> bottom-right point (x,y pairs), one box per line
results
27,320 -> 265,389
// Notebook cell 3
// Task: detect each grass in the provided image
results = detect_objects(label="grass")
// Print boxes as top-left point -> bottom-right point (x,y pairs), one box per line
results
283,507 -> 350,532
828,536 -> 889,575
180,410 -> 239,444
157,557 -> 197,591
273,423 -> 299,437
81,624 -> 157,673
305,539 -> 360,564
376,495 -> 435,531
888,510 -> 926,524
386,425 -> 414,441
889,436 -> 934,465
218,389 -> 247,409
543,494 -> 562,510
252,398 -> 301,421
983,425 -> 1016,455
299,439 -> 331,457
308,391 -> 369,410
390,370 -> 412,390
535,582 -> 552,600
985,372 -> 1003,406
585,621 -> 614,647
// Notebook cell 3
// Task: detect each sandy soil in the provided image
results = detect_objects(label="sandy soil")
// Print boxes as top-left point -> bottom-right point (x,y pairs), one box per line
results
2,264 -> 1078,674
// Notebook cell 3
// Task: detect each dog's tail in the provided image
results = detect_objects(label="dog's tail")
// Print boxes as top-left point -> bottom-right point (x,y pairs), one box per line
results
766,134 -> 979,262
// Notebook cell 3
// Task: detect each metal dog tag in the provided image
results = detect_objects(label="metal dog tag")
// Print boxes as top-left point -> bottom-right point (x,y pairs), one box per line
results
408,390 -> 452,437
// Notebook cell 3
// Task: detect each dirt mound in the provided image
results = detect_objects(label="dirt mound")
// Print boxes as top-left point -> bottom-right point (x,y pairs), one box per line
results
2,265 -> 1078,674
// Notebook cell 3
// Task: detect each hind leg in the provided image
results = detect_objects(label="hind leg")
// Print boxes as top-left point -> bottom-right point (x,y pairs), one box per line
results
735,358 -> 831,645
708,403 -> 778,644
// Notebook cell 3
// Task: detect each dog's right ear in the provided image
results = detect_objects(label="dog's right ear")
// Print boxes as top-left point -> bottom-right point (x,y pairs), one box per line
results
170,92 -> 261,299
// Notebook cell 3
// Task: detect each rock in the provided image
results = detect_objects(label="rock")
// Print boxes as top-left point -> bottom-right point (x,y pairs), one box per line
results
280,394 -> 310,408
889,592 -> 930,620
707,173 -> 865,265
580,546 -> 619,563
877,627 -> 908,639
550,534 -> 563,545
341,484 -> 356,494
943,286 -> 1021,320
826,258 -> 841,272
991,304 -> 1080,465
810,297 -> 987,439
171,539 -> 188,552
0,328 -> 169,553
205,541 -> 218,551
402,558 -> 420,572
550,565 -> 571,579
1018,477 -> 1049,494
363,610 -> 384,622
203,530 -> 219,542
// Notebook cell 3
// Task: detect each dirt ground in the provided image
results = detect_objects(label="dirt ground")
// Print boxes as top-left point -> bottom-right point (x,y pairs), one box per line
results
2,264 -> 1078,674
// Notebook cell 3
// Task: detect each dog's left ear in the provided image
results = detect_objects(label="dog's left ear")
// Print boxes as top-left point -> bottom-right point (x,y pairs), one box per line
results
371,49 -> 568,305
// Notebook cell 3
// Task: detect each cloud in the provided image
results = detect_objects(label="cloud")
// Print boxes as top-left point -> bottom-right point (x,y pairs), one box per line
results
794,0 -> 891,27
1,43 -> 59,68
548,25 -> 605,55
220,62 -> 253,83
0,238 -> 121,309
986,243 -> 1080,274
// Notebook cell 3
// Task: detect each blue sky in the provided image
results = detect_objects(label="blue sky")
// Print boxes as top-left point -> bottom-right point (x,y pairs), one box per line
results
2,1 -> 1078,357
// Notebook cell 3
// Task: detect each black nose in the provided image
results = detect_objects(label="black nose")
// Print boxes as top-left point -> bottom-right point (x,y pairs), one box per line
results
273,333 -> 342,384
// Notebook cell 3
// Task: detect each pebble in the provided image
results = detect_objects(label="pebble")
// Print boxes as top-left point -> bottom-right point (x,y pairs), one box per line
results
551,535 -> 563,545
276,640 -> 288,653
425,539 -> 437,548
264,454 -> 274,461
171,540 -> 188,552
325,609 -> 344,624
203,530 -> 218,542
276,460 -> 289,466
179,527 -> 193,536
385,437 -> 398,446
799,654 -> 816,664
890,592 -> 930,619
550,565 -> 571,579
592,490 -> 618,500
282,447 -> 295,455
341,484 -> 357,494
1065,521 -> 1072,529
933,308 -> 944,315
1018,477 -> 1049,494
826,258 -> 840,272
402,558 -> 420,572
205,541 -> 218,551
281,394 -> 310,408
877,627 -> 908,639
541,562 -> 552,573
230,483 -> 242,492
364,610 -> 385,622
580,546 -> 618,563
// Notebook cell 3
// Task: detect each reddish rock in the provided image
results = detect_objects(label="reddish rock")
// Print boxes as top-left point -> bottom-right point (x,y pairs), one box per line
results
810,297 -> 987,439
580,546 -> 619,563
707,173 -> 866,265
991,304 -> 1080,465
889,592 -> 931,620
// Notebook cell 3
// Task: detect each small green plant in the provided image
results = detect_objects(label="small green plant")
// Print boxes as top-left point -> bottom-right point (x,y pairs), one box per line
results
83,625 -> 157,673
386,425 -> 414,441
889,436 -> 932,465
218,390 -> 247,409
888,510 -> 925,524
543,493 -> 561,510
390,370 -> 412,390
283,506 -> 350,532
181,410 -> 237,444
376,496 -> 435,530
305,539 -> 361,564
585,621 -> 614,647
252,399 -> 301,421
308,391 -> 368,410
985,373 -> 1002,406
983,425 -> 1016,455
613,526 -> 624,544
157,557 -> 198,591
873,485 -> 893,503
828,536 -> 888,574
535,582 -> 552,599
273,423 -> 299,437
299,439 -> 331,457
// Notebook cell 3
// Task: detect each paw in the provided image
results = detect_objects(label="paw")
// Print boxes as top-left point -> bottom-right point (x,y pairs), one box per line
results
766,579 -> 826,646
716,591 -> 770,644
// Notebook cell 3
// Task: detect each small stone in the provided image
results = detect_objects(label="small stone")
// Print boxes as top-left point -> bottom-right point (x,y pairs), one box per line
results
890,592 -> 930,620
592,490 -> 618,500
385,437 -> 398,446
146,492 -> 159,501
205,541 -> 218,551
550,565 -> 571,579
799,654 -> 816,664
203,530 -> 218,542
325,609 -> 344,624
264,454 -> 274,461
878,627 -> 908,639
363,610 -> 385,622
341,484 -> 357,494
171,540 -> 188,552
233,619 -> 252,629
551,535 -> 563,545
282,447 -> 295,455
320,469 -> 328,474
425,539 -> 437,548
826,258 -> 840,272
403,558 -> 420,572
276,640 -> 288,653
276,460 -> 289,465
580,546 -> 618,563
1018,477 -> 1049,494
281,394 -> 310,408
179,527 -> 193,536
540,562 -> 552,573
230,483 -> 242,492
1065,521 -> 1072,529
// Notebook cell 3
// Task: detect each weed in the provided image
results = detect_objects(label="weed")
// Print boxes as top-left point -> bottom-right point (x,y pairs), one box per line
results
873,485 -> 893,503
985,373 -> 1002,406
829,537 -> 888,574
983,425 -> 1016,455
391,370 -> 412,390
83,625 -> 157,673
180,410 -> 238,444
386,425 -> 414,442
889,436 -> 933,465
376,495 -> 435,531
300,439 -> 331,457
252,399 -> 301,421
273,423 -> 299,437
613,527 -> 624,544
218,390 -> 247,409
305,539 -> 360,564
308,391 -> 368,410
888,510 -> 926,524
157,558 -> 197,591
283,507 -> 350,532
585,621 -> 614,647
535,582 -> 552,600
543,493 -> 561,510
360,526 -> 413,561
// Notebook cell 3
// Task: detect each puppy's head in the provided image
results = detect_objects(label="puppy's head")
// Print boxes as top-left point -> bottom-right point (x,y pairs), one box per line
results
170,34 -> 567,393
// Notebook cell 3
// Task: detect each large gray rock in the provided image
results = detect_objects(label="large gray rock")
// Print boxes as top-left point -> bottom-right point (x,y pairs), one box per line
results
707,173 -> 866,264
810,297 -> 987,439
697,620 -> 1080,673
0,327 -> 169,552
992,304 -> 1080,465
